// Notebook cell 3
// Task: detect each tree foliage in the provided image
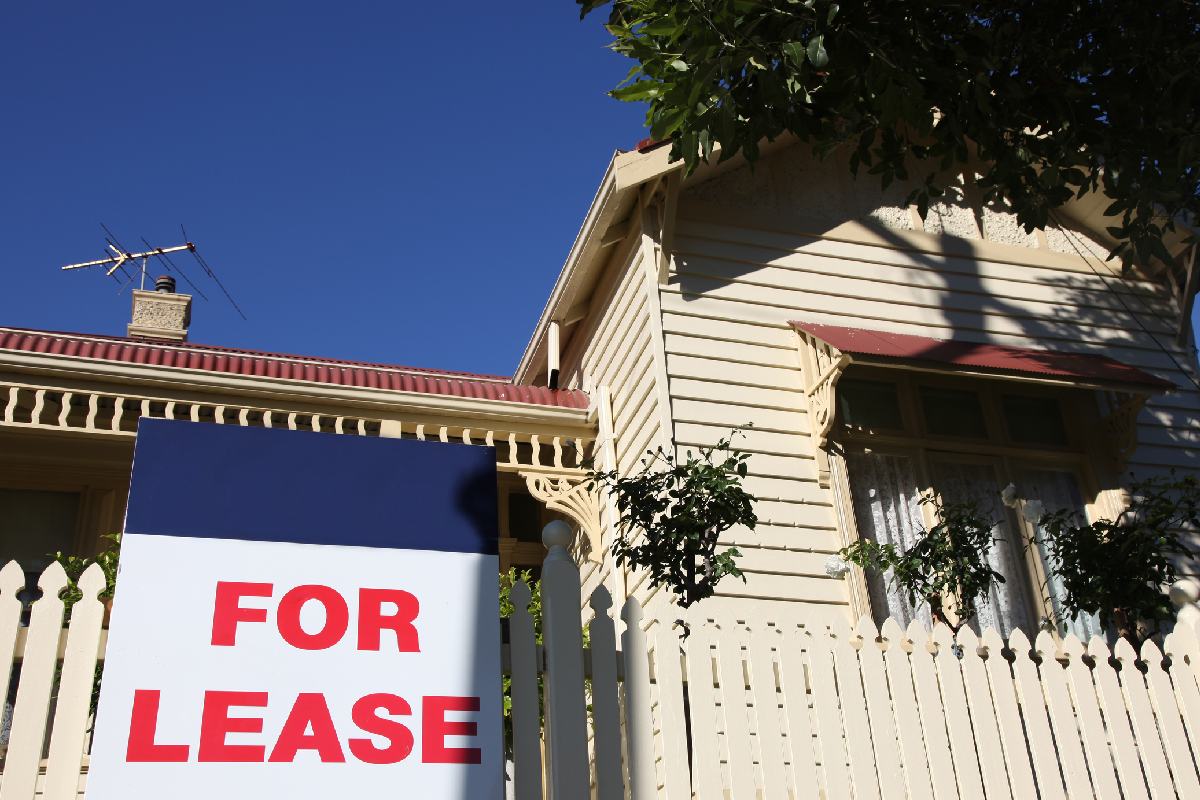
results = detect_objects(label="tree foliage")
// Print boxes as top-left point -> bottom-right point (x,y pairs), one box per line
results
839,494 -> 1005,632
1033,472 -> 1198,643
579,0 -> 1199,268
587,431 -> 757,609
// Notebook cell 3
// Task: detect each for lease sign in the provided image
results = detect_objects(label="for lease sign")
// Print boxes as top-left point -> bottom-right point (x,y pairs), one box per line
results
87,419 -> 502,800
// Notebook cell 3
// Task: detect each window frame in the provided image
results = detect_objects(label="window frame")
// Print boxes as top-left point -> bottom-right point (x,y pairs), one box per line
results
830,364 -> 1108,638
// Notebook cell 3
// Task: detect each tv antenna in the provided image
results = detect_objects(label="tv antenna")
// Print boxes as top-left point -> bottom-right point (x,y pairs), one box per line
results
58,225 -> 246,320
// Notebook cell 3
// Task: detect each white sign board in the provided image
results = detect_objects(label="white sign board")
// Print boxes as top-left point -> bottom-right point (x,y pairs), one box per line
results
87,419 -> 502,800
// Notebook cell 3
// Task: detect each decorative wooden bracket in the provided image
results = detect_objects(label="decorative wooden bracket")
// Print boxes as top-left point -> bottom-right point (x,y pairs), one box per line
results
1102,391 -> 1150,469
520,470 -> 603,564
795,330 -> 851,488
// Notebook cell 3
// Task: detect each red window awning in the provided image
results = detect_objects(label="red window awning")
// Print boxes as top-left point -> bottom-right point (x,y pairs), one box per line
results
791,321 -> 1176,393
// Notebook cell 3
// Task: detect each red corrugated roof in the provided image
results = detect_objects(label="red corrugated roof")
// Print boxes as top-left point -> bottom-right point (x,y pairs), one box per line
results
791,321 -> 1176,391
0,327 -> 589,409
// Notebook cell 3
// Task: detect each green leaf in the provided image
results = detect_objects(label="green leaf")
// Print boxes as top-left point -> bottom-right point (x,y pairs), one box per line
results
610,81 -> 663,101
781,41 -> 806,67
807,35 -> 829,68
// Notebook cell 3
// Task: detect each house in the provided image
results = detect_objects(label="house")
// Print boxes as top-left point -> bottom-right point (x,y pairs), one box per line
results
511,135 -> 1199,641
2,134 -> 1197,644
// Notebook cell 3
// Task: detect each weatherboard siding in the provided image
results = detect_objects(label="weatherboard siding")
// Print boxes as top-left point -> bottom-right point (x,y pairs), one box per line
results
566,232 -> 672,619
663,189 -> 1200,582
661,258 -> 849,617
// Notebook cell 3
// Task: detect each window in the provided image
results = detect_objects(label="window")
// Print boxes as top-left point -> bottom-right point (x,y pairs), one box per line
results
1002,394 -> 1070,446
0,488 -> 80,610
507,493 -> 544,544
920,386 -> 989,439
838,378 -> 904,430
833,366 -> 1102,639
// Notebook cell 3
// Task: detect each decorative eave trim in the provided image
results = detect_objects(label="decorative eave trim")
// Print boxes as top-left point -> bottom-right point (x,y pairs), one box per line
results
0,349 -> 592,431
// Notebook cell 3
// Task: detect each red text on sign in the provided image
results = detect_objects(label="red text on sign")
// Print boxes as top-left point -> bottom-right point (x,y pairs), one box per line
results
208,582 -> 420,652
126,691 -> 473,765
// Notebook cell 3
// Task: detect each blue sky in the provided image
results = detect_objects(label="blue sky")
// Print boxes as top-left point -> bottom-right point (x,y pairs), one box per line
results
0,2 -> 646,377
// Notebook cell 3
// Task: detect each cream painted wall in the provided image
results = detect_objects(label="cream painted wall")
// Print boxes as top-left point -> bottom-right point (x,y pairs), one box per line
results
567,139 -> 1200,630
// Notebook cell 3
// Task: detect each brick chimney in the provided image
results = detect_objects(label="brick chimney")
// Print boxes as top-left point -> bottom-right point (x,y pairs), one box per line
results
127,275 -> 192,342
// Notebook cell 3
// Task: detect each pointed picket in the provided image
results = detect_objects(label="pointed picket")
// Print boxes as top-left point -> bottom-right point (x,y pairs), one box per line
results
1059,635 -> 1121,800
932,623 -> 985,800
981,627 -> 1038,800
1088,637 -> 1150,800
808,619 -> 852,800
1035,631 -> 1092,800
1141,637 -> 1200,799
1163,627 -> 1200,768
857,617 -> 905,800
713,614 -> 756,800
957,626 -> 1012,800
745,609 -> 788,800
588,587 -> 623,800
0,562 -> 26,715
778,627 -> 821,799
880,619 -> 934,800
1009,628 -> 1067,800
43,564 -> 107,800
508,579 -> 543,800
830,616 -> 881,800
1114,637 -> 1175,800
652,621 -> 692,800
906,620 -> 958,800
683,618 -> 724,800
1,562 -> 68,800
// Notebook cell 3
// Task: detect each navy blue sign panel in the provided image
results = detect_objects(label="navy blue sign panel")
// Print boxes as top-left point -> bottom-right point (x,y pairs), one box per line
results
126,418 -> 498,555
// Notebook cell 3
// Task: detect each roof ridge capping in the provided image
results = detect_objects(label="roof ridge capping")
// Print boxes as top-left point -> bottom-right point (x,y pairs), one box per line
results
0,325 -> 510,381
790,320 -> 1177,392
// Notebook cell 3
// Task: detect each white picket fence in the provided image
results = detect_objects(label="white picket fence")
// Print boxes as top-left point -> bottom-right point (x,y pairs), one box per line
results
6,533 -> 1200,800
0,560 -> 105,799
523,524 -> 1200,800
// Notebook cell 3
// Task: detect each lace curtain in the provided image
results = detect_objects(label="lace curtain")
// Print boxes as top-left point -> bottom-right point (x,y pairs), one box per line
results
845,453 -> 933,631
847,454 -> 1034,638
1016,468 -> 1104,641
930,461 -> 1032,638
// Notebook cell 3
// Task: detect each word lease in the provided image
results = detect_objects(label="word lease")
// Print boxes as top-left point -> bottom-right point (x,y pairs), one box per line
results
128,690 -> 480,764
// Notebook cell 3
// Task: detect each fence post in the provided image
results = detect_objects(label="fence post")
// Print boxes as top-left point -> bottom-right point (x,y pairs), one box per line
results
509,579 -> 543,800
540,520 -> 589,800
589,586 -> 624,800
621,597 -> 656,800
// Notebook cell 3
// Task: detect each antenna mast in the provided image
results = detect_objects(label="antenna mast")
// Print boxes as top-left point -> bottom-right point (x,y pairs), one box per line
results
60,242 -> 196,290
56,226 -> 246,320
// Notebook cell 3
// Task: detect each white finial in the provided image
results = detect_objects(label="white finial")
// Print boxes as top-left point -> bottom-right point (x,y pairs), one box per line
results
1171,577 -> 1200,630
542,520 -> 573,549
541,520 -> 574,566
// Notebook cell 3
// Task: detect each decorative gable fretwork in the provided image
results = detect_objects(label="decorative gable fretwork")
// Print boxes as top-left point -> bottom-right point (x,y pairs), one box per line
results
1101,391 -> 1151,468
519,470 -> 602,564
794,329 -> 850,488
